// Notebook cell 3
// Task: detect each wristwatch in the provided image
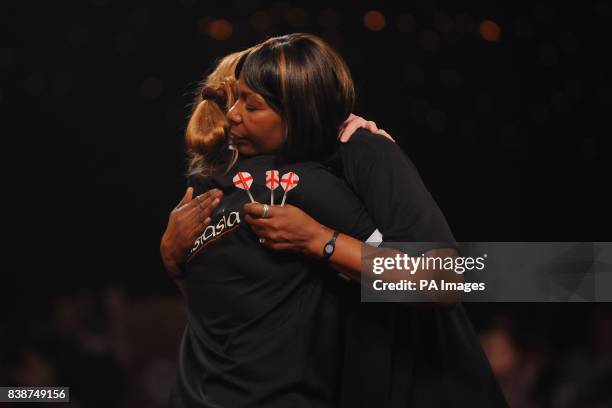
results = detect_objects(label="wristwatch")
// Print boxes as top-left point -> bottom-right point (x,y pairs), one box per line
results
323,230 -> 340,260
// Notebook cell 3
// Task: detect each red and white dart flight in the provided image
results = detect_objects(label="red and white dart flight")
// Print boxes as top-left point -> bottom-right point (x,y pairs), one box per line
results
265,170 -> 280,205
232,171 -> 255,203
280,171 -> 299,206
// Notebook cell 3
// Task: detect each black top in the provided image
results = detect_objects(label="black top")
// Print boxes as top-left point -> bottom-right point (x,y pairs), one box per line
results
169,130 -> 508,408
334,131 -> 507,407
170,152 -> 377,408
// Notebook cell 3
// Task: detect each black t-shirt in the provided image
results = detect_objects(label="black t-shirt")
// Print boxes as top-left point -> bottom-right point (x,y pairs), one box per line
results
170,152 -> 377,408
169,131 -> 508,408
332,131 -> 507,407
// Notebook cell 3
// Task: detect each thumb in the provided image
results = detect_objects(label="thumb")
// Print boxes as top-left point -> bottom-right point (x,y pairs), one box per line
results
177,187 -> 194,207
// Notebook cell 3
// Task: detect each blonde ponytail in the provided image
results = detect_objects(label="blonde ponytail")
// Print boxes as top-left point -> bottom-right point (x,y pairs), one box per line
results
185,49 -> 252,177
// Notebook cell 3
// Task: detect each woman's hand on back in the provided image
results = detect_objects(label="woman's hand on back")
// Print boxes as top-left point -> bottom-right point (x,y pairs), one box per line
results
338,113 -> 395,143
161,187 -> 223,277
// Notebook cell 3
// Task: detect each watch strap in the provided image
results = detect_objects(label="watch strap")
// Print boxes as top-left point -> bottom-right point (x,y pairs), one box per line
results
323,230 -> 340,260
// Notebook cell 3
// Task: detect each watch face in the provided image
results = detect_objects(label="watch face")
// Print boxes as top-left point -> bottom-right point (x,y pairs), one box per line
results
325,244 -> 334,254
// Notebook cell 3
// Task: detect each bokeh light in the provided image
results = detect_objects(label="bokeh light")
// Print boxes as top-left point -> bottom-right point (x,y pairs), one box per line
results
363,11 -> 385,31
479,20 -> 501,42
208,19 -> 233,40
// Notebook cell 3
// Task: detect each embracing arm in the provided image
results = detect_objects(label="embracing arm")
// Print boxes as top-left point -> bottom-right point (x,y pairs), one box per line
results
158,115 -> 389,287
243,131 -> 461,303
243,203 -> 461,304
303,224 -> 459,291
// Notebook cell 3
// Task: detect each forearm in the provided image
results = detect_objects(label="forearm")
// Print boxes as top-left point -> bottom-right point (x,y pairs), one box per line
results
160,234 -> 185,277
304,226 -> 461,303
305,225 -> 362,273
162,257 -> 184,277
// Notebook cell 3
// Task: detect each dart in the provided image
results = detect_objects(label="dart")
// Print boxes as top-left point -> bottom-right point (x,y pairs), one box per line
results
265,170 -> 280,205
279,171 -> 299,206
232,171 -> 255,203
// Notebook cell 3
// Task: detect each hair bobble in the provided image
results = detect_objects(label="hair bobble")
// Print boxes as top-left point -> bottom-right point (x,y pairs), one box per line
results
201,85 -> 227,107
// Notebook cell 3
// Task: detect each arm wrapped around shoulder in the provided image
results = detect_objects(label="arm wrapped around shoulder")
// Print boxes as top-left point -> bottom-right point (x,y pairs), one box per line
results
340,131 -> 461,306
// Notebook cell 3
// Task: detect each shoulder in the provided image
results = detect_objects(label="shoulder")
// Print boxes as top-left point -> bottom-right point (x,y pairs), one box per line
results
339,129 -> 403,158
338,129 -> 418,178
186,172 -> 214,195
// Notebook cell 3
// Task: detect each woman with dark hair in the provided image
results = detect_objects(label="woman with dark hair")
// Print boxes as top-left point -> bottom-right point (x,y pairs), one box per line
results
163,33 -> 507,407
162,46 -> 390,286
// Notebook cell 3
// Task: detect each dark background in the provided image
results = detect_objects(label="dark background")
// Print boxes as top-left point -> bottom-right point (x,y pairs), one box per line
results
1,1 -> 611,407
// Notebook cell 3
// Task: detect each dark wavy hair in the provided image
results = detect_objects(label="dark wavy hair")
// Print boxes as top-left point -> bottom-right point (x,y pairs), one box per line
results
235,33 -> 355,163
